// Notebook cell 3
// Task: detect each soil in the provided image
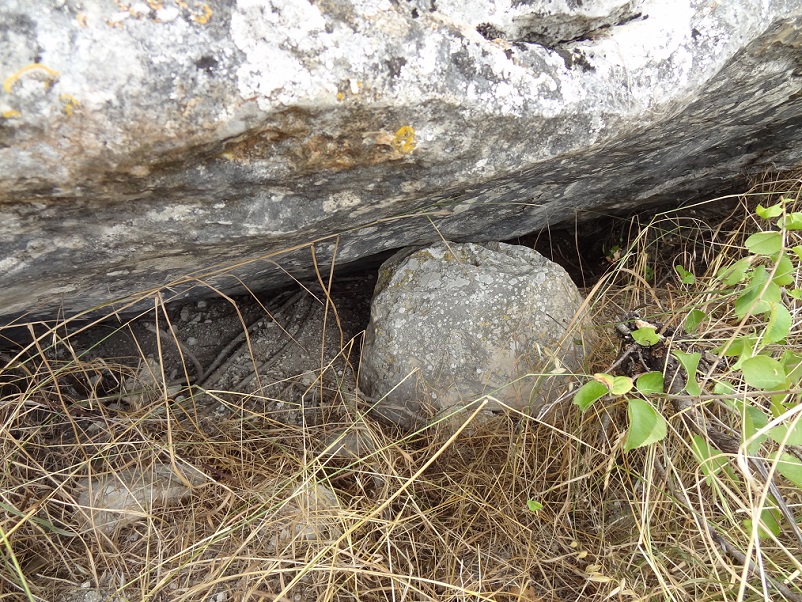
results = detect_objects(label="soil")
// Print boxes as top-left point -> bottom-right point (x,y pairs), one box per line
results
53,275 -> 378,440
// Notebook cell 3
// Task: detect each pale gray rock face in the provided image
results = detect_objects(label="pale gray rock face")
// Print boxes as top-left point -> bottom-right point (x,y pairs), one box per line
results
1,0 -> 802,321
359,242 -> 591,430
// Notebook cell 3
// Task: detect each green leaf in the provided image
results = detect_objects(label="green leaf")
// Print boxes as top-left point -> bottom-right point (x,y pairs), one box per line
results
745,231 -> 782,256
610,376 -> 634,396
716,257 -> 752,286
741,355 -> 788,390
744,403 -> 769,432
733,291 -> 771,320
632,327 -> 660,346
573,380 -> 608,412
772,254 -> 795,286
595,373 -> 634,396
691,435 -> 731,486
769,452 -> 802,488
723,335 -> 758,372
792,245 -> 802,262
674,265 -> 695,285
672,350 -> 702,396
734,293 -> 773,319
781,351 -> 802,385
684,309 -> 706,334
789,289 -> 802,300
748,263 -> 772,285
763,302 -> 792,344
744,507 -> 781,539
778,212 -> 802,230
526,499 -> 544,512
755,264 -> 780,292
736,401 -> 769,453
624,398 -> 667,451
767,423 -> 802,446
756,203 -> 785,219
734,267 -> 781,319
636,371 -> 664,395
770,394 -> 790,418
716,337 -> 753,358
714,380 -> 735,395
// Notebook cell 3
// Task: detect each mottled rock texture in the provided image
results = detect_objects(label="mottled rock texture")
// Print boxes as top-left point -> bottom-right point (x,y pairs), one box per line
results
2,0 -> 802,320
359,242 -> 591,430
75,462 -> 206,536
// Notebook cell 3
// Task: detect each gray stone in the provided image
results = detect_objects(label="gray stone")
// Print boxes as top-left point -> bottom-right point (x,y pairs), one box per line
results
56,587 -> 126,602
321,425 -> 380,460
2,1 -> 802,321
74,462 -> 206,536
268,480 -> 342,545
359,242 -> 591,430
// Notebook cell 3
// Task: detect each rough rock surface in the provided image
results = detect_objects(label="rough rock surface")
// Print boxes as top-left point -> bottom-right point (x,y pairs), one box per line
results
359,242 -> 591,430
74,462 -> 206,536
2,0 -> 802,321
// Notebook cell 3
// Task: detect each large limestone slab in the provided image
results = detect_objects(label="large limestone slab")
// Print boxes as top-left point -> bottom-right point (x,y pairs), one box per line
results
2,1 -> 802,320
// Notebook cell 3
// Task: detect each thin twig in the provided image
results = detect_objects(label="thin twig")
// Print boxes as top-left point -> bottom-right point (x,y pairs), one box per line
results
197,291 -> 307,391
653,457 -> 802,602
234,297 -> 314,392
143,322 -> 203,383
613,317 -> 802,553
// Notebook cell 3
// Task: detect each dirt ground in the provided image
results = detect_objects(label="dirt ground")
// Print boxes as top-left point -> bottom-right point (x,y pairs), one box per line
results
52,274 -> 377,449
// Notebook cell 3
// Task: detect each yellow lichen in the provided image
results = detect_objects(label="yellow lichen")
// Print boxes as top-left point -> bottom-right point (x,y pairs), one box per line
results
60,93 -> 80,116
392,125 -> 416,154
2,109 -> 21,119
192,3 -> 212,24
3,64 -> 60,94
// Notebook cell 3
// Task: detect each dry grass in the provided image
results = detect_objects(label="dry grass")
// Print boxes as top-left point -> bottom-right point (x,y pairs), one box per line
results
2,174 -> 802,601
